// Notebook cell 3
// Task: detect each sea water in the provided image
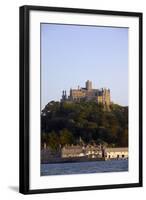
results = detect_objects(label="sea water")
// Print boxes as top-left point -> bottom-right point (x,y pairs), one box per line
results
41,159 -> 128,176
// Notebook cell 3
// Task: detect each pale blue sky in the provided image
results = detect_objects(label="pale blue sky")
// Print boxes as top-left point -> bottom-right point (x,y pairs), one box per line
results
41,23 -> 128,109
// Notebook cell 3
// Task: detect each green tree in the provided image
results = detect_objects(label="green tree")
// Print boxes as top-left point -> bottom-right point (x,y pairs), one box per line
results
47,131 -> 60,152
60,129 -> 74,146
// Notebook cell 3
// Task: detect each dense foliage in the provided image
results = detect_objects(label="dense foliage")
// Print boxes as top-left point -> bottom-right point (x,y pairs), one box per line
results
41,101 -> 128,151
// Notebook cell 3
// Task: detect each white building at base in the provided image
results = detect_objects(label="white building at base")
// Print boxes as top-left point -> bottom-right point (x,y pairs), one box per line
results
105,147 -> 128,160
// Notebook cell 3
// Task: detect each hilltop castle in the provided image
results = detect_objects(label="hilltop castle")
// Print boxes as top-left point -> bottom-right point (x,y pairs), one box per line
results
61,80 -> 111,107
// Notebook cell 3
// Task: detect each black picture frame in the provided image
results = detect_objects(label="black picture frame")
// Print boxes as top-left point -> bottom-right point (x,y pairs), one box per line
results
19,5 -> 143,194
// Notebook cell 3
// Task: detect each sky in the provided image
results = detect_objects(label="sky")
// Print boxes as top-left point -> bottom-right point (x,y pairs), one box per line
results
41,23 -> 128,109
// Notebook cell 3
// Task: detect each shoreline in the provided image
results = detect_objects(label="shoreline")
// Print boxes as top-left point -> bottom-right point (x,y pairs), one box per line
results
41,157 -> 128,164
41,157 -> 105,164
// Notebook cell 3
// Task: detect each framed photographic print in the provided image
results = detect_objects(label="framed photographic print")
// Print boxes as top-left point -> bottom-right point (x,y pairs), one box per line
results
19,5 -> 143,194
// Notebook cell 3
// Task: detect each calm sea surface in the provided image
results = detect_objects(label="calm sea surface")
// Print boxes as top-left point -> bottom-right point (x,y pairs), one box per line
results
41,159 -> 128,176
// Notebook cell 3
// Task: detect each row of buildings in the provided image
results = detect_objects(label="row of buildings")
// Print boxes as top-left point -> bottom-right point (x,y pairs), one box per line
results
41,144 -> 128,162
61,80 -> 111,107
61,145 -> 128,160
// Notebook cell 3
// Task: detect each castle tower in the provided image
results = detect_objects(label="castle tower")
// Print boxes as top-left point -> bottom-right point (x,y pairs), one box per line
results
86,80 -> 92,91
102,88 -> 110,105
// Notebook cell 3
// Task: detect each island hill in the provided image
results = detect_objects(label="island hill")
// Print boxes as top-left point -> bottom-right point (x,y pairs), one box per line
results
41,81 -> 128,163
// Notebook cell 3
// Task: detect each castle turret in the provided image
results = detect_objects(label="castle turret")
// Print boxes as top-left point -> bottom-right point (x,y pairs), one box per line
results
62,90 -> 67,101
104,88 -> 110,106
